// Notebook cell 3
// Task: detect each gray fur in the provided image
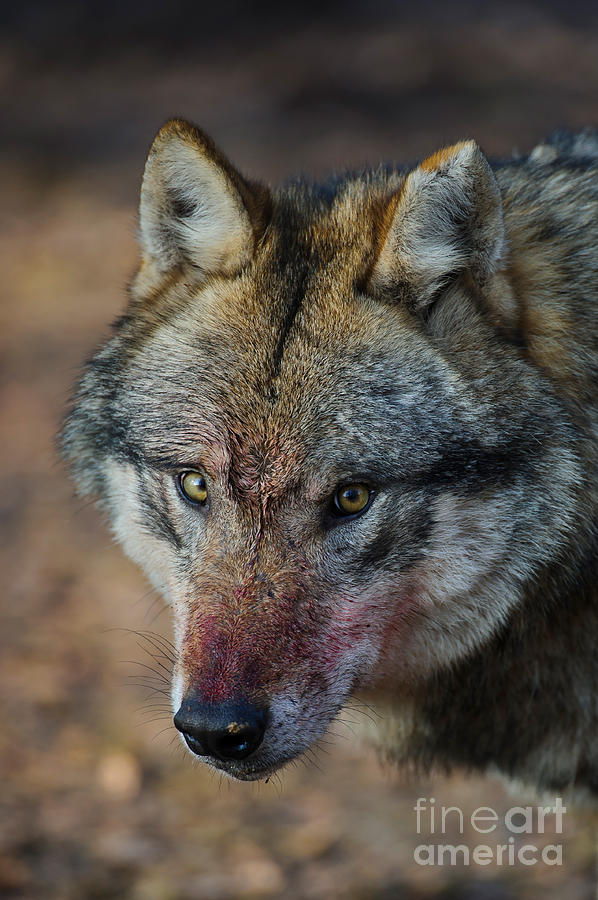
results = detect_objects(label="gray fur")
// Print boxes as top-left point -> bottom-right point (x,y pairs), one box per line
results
61,121 -> 598,797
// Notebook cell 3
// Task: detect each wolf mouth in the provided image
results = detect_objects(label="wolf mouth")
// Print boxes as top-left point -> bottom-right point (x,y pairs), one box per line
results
192,752 -> 288,783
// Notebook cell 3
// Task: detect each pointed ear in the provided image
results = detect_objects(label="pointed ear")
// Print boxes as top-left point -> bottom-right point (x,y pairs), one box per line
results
368,141 -> 505,312
138,119 -> 269,280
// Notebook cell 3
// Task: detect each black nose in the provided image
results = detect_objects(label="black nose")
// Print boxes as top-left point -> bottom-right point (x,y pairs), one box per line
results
174,698 -> 268,761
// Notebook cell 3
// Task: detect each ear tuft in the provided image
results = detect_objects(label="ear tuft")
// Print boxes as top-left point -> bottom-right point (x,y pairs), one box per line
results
369,140 -> 505,313
138,119 -> 267,280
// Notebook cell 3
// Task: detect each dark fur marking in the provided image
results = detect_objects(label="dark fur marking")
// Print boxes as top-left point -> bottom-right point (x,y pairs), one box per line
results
137,478 -> 183,549
421,434 -> 538,491
356,526 -> 400,570
168,189 -> 197,219
535,218 -> 566,243
269,238 -> 315,379
357,503 -> 432,572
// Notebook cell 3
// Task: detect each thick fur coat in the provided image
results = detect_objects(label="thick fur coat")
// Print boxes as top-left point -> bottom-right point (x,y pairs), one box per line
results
61,121 -> 598,798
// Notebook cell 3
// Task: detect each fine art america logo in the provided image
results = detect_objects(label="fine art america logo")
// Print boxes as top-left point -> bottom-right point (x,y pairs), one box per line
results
414,797 -> 566,867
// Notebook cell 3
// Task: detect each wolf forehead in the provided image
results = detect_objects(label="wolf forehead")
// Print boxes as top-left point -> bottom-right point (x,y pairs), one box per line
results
97,265 -> 448,481
87,188 -> 428,431
62,118 -> 559,503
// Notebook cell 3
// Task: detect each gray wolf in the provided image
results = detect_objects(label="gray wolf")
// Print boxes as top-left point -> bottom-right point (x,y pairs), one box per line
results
61,121 -> 598,798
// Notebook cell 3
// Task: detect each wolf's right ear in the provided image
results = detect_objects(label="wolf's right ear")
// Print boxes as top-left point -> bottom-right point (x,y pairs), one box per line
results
138,119 -> 269,282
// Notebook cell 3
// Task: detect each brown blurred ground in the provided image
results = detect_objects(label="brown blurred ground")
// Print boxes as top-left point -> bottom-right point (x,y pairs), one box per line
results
2,2 -> 598,898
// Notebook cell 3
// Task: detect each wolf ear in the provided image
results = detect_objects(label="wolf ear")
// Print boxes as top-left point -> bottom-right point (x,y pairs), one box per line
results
369,141 -> 504,312
138,119 -> 268,280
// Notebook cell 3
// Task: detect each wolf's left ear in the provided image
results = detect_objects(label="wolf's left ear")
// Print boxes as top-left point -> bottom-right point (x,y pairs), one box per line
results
368,141 -> 504,312
138,119 -> 269,280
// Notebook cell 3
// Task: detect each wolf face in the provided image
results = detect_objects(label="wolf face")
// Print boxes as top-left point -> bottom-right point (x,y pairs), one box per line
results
61,120 -> 582,782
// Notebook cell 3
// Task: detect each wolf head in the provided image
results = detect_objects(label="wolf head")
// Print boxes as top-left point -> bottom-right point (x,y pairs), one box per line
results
61,120 -> 578,780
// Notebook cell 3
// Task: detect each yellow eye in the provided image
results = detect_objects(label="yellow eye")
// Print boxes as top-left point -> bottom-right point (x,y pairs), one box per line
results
333,483 -> 372,517
179,471 -> 208,505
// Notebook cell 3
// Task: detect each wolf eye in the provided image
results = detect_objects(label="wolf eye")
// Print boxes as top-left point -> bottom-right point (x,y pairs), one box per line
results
178,471 -> 208,505
333,484 -> 372,517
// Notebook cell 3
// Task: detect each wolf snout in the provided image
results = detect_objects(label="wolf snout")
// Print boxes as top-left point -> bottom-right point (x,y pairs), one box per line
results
173,697 -> 268,762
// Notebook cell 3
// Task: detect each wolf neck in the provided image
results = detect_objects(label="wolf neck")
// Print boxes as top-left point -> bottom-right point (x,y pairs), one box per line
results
405,536 -> 598,799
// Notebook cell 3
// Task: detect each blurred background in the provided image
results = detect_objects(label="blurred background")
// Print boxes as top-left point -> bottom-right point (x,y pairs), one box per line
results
2,1 -> 598,897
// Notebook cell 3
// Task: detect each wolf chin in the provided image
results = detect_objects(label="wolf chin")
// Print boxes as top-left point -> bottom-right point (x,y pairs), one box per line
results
61,120 -> 598,798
